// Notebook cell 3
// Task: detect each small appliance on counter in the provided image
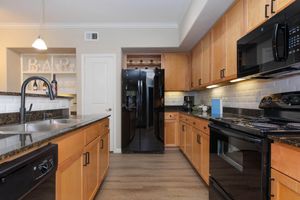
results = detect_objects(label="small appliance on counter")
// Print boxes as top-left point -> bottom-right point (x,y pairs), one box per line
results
211,98 -> 223,116
183,96 -> 194,111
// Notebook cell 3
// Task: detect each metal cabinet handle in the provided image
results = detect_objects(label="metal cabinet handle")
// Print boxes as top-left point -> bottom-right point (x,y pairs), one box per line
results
203,126 -> 207,130
265,4 -> 270,18
271,0 -> 276,14
86,152 -> 90,165
220,70 -> 222,79
83,152 -> 88,166
198,78 -> 202,86
197,134 -> 201,144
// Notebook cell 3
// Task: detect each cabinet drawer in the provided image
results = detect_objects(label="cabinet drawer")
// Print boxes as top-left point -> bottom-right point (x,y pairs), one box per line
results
54,129 -> 85,165
99,118 -> 109,137
85,122 -> 101,145
191,118 -> 209,135
271,143 -> 300,181
165,112 -> 178,120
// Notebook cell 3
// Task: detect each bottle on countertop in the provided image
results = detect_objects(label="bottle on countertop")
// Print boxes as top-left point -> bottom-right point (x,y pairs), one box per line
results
51,74 -> 58,97
33,80 -> 38,91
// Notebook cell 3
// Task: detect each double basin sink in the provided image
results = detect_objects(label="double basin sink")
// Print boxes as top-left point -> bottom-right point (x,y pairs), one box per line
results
0,119 -> 81,135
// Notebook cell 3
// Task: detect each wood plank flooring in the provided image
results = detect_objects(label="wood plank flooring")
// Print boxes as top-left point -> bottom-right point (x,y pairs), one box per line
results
95,149 -> 208,200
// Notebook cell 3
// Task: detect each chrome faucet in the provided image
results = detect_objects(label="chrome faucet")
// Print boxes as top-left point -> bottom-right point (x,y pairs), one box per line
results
20,76 -> 55,124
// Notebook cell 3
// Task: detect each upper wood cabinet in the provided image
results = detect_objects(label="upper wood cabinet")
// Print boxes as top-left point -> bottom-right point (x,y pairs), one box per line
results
211,16 -> 226,83
191,42 -> 202,89
201,32 -> 212,86
162,53 -> 191,91
225,0 -> 245,78
273,0 -> 295,13
245,0 -> 295,33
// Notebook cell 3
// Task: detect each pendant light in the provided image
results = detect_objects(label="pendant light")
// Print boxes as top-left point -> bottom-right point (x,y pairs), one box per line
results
32,0 -> 47,50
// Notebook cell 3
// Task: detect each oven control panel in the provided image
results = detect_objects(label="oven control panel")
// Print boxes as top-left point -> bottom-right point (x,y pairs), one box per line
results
289,25 -> 300,55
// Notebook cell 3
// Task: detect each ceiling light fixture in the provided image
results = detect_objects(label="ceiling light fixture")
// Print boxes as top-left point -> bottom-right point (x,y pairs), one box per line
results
32,0 -> 47,50
206,84 -> 219,89
230,78 -> 246,83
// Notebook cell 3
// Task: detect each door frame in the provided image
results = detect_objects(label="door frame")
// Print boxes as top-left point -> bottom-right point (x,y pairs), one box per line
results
81,54 -> 117,152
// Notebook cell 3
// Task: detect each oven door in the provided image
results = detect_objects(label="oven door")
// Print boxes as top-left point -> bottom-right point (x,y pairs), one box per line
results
209,124 -> 269,200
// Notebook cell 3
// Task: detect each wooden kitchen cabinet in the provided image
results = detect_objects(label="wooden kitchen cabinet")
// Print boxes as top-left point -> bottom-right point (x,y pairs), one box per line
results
245,0 -> 268,32
56,152 -> 84,200
84,138 -> 100,200
200,132 -> 210,185
271,142 -> 300,200
191,41 -> 202,89
225,0 -> 245,79
162,53 -> 191,91
273,0 -> 295,13
164,112 -> 179,147
211,16 -> 226,83
271,169 -> 300,200
99,132 -> 110,182
185,124 -> 193,160
179,121 -> 186,153
192,128 -> 202,174
201,32 -> 212,86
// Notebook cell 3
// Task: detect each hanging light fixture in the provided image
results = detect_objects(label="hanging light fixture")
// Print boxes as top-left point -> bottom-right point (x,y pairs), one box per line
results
32,0 -> 47,50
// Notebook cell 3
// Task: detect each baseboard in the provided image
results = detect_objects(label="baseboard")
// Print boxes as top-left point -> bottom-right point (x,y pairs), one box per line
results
113,148 -> 122,153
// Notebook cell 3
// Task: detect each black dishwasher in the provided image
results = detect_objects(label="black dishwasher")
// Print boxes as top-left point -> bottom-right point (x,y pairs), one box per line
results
0,144 -> 58,200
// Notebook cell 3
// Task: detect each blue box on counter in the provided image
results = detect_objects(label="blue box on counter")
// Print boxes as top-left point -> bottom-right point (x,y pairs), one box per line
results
211,98 -> 223,117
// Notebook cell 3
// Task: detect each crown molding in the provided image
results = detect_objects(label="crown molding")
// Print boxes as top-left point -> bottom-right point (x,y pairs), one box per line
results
0,22 -> 178,29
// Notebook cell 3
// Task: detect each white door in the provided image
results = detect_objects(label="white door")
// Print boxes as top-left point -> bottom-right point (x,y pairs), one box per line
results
81,54 -> 116,151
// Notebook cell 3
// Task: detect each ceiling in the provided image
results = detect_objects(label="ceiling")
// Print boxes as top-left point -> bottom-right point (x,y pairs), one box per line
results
0,0 -> 192,28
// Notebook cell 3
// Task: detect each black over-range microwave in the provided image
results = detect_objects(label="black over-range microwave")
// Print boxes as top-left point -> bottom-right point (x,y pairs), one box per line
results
237,1 -> 300,78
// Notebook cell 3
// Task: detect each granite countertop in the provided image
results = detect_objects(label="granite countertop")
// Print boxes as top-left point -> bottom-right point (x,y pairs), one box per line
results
0,114 -> 110,161
268,135 -> 300,148
0,91 -> 73,99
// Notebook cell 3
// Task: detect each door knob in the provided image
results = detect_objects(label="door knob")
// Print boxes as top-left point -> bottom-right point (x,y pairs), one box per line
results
106,108 -> 112,112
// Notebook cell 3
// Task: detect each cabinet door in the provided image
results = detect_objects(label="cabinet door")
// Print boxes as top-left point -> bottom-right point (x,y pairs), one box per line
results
273,0 -> 295,13
179,122 -> 186,153
164,120 -> 178,147
56,153 -> 83,200
225,0 -> 245,79
201,132 -> 210,185
211,16 -> 226,82
201,32 -> 211,86
192,128 -> 201,174
271,169 -> 300,200
191,42 -> 202,89
185,124 -> 193,161
246,0 -> 269,32
84,139 -> 99,200
162,53 -> 191,91
99,133 -> 110,183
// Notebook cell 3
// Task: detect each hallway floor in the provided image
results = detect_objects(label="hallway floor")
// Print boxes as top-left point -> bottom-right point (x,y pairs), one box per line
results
95,149 -> 208,200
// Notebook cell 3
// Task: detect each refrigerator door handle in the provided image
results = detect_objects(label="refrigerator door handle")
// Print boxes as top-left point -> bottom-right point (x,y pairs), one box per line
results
136,80 -> 140,119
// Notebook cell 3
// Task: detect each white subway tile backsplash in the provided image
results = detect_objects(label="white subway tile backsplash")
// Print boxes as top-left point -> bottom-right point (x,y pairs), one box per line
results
0,95 -> 71,114
195,74 -> 300,109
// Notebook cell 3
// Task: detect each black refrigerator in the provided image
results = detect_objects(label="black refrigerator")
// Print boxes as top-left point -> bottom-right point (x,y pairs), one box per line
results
122,69 -> 164,153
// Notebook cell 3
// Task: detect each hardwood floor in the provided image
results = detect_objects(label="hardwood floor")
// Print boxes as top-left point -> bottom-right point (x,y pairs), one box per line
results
95,149 -> 208,200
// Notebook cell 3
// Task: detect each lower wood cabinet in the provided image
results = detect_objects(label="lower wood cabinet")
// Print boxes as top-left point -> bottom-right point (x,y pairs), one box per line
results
99,132 -> 109,182
56,152 -> 84,200
271,169 -> 300,200
271,142 -> 300,200
185,124 -> 193,160
200,132 -> 210,185
192,128 -> 202,174
54,118 -> 109,200
179,121 -> 186,152
84,138 -> 100,200
164,112 -> 179,147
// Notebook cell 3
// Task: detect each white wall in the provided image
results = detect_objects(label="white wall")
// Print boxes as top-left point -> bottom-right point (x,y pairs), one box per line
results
195,74 -> 300,109
0,26 -> 179,150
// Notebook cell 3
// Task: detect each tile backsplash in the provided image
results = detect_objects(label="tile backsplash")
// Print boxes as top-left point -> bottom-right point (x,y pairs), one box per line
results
165,92 -> 196,106
195,74 -> 300,109
0,95 -> 70,113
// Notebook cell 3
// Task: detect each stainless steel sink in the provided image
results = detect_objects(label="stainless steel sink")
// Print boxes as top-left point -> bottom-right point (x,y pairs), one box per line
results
0,118 -> 81,135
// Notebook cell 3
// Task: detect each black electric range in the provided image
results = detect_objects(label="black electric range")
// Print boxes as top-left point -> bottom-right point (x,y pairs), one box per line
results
209,91 -> 300,200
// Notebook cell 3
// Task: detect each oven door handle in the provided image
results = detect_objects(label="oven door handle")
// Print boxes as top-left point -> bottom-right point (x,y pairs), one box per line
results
210,124 -> 263,144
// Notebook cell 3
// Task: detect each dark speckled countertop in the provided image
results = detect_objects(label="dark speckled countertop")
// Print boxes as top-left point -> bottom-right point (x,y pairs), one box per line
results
268,135 -> 300,148
0,114 -> 110,161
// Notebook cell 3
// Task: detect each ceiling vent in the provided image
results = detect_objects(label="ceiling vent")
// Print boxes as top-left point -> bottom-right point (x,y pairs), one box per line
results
84,32 -> 99,41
